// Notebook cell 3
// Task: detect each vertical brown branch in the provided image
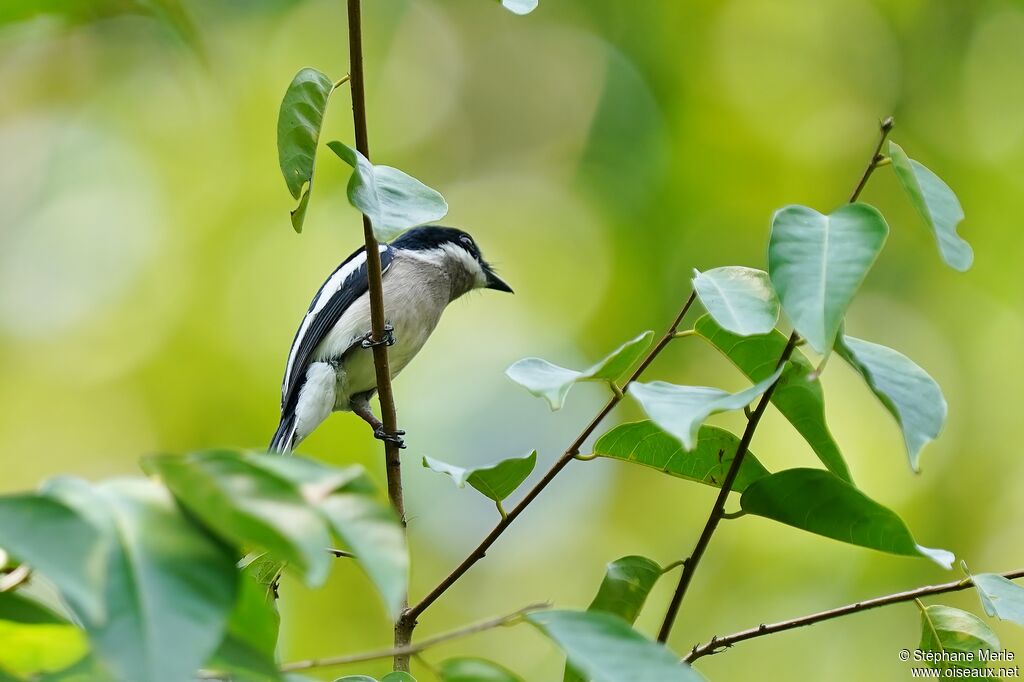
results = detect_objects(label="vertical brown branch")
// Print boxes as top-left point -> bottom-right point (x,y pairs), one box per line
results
345,0 -> 409,670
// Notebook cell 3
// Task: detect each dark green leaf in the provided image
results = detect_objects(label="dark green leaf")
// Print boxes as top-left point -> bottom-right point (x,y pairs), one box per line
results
527,610 -> 703,682
919,605 -> 998,670
277,68 -> 335,233
836,335 -> 946,472
740,469 -> 952,567
768,203 -> 889,354
628,367 -> 783,451
143,450 -> 334,586
0,591 -> 67,625
422,452 -> 536,504
973,573 -> 1024,626
440,658 -> 522,682
207,562 -> 281,682
695,315 -> 851,481
888,141 -> 972,272
326,142 -> 448,242
506,331 -> 654,410
692,266 -> 779,336
593,421 -> 769,492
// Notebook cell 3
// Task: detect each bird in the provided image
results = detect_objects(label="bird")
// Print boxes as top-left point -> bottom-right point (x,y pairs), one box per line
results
270,225 -> 512,453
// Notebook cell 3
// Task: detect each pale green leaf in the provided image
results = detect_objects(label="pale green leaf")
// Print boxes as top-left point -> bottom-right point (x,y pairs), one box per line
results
0,593 -> 86,677
740,469 -> 952,568
440,658 -> 522,682
836,335 -> 946,472
973,573 -> 1024,626
919,605 -> 998,670
499,0 -> 538,14
506,331 -> 654,410
768,203 -> 889,354
627,367 -> 784,451
593,421 -> 769,492
422,452 -> 536,503
888,141 -> 972,272
692,266 -> 779,336
382,674 -> 417,682
327,141 -> 448,242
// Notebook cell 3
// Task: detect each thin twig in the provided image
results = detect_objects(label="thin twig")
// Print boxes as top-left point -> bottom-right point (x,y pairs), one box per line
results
684,569 -> 1024,663
657,116 -> 896,644
279,602 -> 549,672
402,292 -> 699,629
346,0 -> 410,669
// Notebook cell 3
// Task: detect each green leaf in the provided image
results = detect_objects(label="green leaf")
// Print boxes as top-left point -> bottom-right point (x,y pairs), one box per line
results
768,203 -> 889,354
739,469 -> 953,568
506,331 -> 654,410
0,593 -> 87,678
207,562 -> 281,681
692,266 -> 779,336
143,450 -> 334,586
836,335 -> 947,472
695,315 -> 851,482
888,141 -> 972,272
527,610 -> 704,682
919,605 -> 998,670
326,141 -> 448,242
499,0 -> 538,14
336,677 -> 378,681
973,573 -> 1024,626
277,68 -> 336,233
627,367 -> 784,451
422,452 -> 536,505
0,591 -> 67,625
0,494 -> 106,622
381,674 -> 417,682
593,421 -> 769,492
43,477 -> 239,682
440,658 -> 523,682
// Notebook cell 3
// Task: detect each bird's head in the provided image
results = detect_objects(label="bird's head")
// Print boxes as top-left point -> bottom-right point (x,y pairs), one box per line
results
391,225 -> 513,298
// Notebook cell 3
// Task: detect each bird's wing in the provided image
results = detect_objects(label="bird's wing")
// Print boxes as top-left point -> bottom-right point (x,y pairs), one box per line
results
280,243 -> 394,413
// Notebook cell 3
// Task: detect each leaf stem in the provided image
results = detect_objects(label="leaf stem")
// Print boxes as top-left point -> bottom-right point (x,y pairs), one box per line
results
683,569 -> 1024,663
849,116 -> 894,203
279,602 -> 549,672
332,74 -> 351,91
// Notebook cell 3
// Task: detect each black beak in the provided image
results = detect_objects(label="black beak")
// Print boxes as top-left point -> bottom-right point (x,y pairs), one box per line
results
484,267 -> 513,293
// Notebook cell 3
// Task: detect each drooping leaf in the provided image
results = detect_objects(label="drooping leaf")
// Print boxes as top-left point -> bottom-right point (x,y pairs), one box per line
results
695,315 -> 851,481
527,610 -> 704,682
498,0 -> 538,15
919,605 -> 998,670
692,266 -> 779,336
143,450 -> 334,586
768,203 -> 889,354
0,494 -> 106,622
326,142 -> 448,242
0,592 -> 87,678
739,469 -> 952,568
440,657 -> 523,682
628,367 -> 784,451
836,335 -> 946,472
277,68 -> 336,233
888,141 -> 972,272
43,477 -> 239,682
585,556 -> 661,623
973,573 -> 1024,626
506,331 -> 654,411
422,452 -> 536,505
593,421 -> 769,492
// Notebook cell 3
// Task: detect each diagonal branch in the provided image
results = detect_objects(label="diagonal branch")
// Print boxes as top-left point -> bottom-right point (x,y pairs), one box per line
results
684,569 -> 1024,663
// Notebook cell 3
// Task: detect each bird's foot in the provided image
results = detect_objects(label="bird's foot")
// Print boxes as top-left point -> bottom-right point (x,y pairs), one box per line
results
373,426 -> 406,449
360,323 -> 396,349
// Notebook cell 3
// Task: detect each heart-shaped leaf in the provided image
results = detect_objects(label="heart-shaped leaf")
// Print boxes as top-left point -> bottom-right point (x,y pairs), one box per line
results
423,452 -> 536,507
692,266 -> 779,336
888,141 -> 972,272
506,331 -> 654,410
768,203 -> 889,354
440,658 -> 522,681
628,367 -> 784,451
277,68 -> 336,233
593,421 -> 769,492
919,605 -> 998,670
836,335 -> 947,472
527,610 -> 703,682
695,315 -> 851,481
498,0 -> 538,14
740,468 -> 953,568
327,142 -> 448,242
973,573 -> 1024,626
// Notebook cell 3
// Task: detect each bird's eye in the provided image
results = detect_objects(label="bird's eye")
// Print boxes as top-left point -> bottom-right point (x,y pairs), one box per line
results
460,235 -> 473,247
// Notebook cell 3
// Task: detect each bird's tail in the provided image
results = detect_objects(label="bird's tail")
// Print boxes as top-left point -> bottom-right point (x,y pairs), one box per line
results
269,412 -> 297,454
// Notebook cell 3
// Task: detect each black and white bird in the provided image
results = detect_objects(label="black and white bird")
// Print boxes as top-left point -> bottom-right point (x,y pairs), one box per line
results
270,225 -> 512,453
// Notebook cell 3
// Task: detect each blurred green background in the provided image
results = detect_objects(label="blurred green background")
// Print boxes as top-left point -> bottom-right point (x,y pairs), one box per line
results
1,0 -> 1022,679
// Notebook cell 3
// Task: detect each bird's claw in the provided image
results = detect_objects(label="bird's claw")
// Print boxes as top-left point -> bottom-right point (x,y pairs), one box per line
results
373,426 -> 407,449
360,323 -> 397,349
